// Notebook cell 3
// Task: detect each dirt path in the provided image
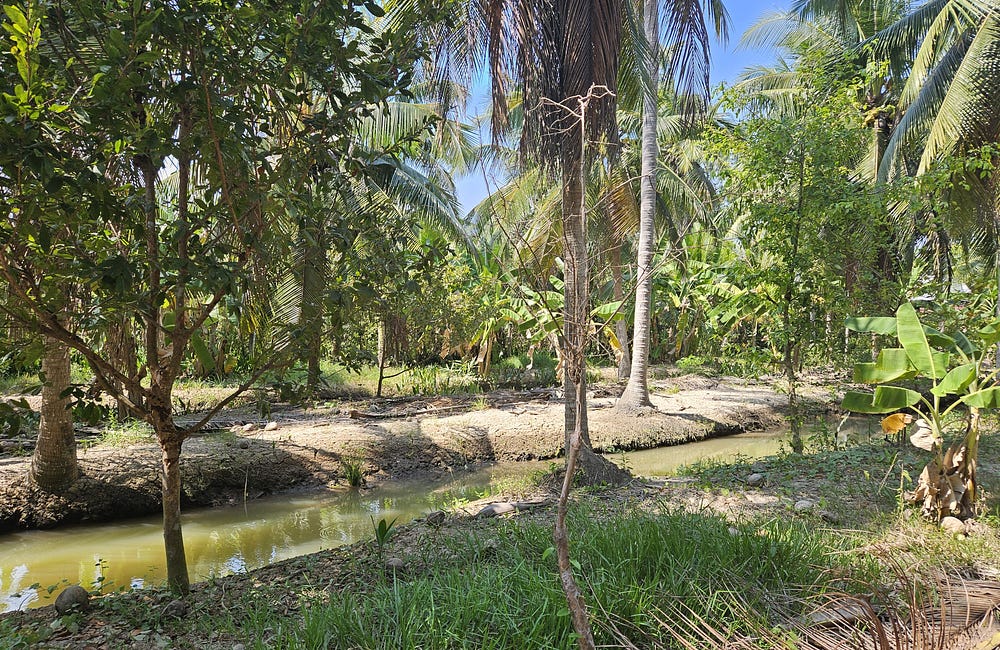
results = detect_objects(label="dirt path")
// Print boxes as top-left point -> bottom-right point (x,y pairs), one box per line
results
0,375 -> 830,531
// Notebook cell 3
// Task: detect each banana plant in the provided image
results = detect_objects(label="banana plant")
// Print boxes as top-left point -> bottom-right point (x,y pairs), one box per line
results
842,302 -> 1000,520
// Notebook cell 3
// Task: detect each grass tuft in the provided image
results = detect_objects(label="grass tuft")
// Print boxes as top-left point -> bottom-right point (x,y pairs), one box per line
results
340,456 -> 365,488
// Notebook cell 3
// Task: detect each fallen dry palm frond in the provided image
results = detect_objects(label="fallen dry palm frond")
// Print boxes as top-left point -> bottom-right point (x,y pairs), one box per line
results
626,572 -> 1000,650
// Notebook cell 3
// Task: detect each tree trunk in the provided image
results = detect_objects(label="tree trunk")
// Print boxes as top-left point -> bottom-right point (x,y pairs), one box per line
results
785,143 -> 806,455
376,316 -> 387,398
995,229 -> 1000,368
562,157 -> 590,448
561,126 -> 629,488
136,150 -> 190,594
159,434 -> 189,594
106,315 -> 140,420
616,0 -> 657,411
300,206 -> 327,395
554,381 -> 597,650
610,239 -> 631,381
30,335 -> 78,492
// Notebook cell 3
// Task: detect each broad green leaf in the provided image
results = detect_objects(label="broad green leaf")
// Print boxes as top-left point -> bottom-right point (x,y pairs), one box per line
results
950,331 -> 977,357
842,391 -> 898,414
844,316 -> 896,335
591,300 -> 623,320
896,303 -> 946,379
980,320 -> 1000,346
853,348 -> 915,384
190,332 -> 216,373
852,363 -> 880,384
961,387 -> 1000,409
931,363 -> 976,397
931,351 -> 950,377
873,385 -> 922,410
922,326 -> 955,350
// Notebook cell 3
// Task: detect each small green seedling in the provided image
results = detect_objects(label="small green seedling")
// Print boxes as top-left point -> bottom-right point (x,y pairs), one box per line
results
371,516 -> 397,553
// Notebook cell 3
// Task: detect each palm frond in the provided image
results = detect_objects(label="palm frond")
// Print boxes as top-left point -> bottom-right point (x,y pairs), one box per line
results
661,0 -> 717,107
917,15 -> 1000,172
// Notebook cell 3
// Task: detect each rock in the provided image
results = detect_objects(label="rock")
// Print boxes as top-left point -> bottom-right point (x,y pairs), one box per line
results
746,473 -> 765,488
238,440 -> 250,449
941,516 -> 966,535
233,644 -> 246,650
727,526 -> 740,536
793,499 -> 814,512
819,510 -> 841,524
54,585 -> 90,614
384,557 -> 405,572
160,599 -> 188,619
264,421 -> 278,431
241,423 -> 256,433
476,502 -> 516,518
426,511 -> 446,526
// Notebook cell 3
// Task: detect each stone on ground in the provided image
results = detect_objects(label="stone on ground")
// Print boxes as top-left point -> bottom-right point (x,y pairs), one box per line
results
54,585 -> 89,614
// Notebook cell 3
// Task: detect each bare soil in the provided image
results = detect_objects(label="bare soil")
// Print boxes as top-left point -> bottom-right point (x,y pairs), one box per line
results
0,374 -> 831,532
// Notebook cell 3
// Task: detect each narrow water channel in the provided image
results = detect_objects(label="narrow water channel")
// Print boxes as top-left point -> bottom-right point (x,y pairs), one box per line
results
0,418 -> 877,612
0,465 -> 537,612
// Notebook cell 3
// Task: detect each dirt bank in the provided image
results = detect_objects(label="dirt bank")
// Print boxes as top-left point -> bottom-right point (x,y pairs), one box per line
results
0,374 -> 831,531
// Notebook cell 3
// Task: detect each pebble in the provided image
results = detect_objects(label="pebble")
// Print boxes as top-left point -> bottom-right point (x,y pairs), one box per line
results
233,644 -> 246,650
746,473 -> 765,488
940,516 -> 966,535
54,585 -> 89,614
793,499 -> 814,512
241,423 -> 255,433
238,440 -> 250,449
264,421 -> 278,431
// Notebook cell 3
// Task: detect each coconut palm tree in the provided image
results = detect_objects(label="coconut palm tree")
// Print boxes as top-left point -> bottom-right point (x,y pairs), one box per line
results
616,0 -> 729,411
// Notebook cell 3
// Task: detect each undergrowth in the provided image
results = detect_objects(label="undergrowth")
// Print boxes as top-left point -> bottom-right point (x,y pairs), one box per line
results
210,507 -> 869,649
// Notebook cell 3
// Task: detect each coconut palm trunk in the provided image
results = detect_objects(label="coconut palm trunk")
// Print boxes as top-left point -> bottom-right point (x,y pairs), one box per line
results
30,334 -> 78,492
299,210 -> 328,394
610,239 -> 631,380
617,0 -> 658,411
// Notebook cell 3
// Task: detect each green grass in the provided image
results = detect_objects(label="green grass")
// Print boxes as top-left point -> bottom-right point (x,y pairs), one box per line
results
97,420 -> 155,447
0,372 -> 39,395
207,507 -> 868,649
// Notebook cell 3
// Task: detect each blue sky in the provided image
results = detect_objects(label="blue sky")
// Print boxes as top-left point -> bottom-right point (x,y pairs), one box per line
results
455,0 -> 789,212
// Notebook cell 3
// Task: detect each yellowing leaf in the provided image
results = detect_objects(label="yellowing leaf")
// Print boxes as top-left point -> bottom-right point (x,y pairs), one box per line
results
880,412 -> 913,435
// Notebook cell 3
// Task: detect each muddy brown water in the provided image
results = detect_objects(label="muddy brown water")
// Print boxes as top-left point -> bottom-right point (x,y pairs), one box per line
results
0,418 -> 876,612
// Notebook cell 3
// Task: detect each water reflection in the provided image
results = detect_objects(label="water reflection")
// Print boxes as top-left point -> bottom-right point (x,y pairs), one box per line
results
617,415 -> 878,476
0,417 -> 881,612
0,466 -> 521,612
